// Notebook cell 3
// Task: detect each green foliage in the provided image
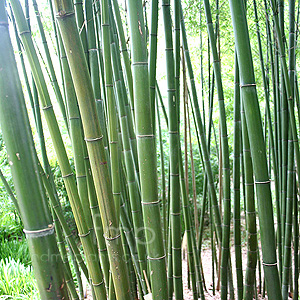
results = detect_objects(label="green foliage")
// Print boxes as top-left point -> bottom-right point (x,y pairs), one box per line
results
0,239 -> 30,267
0,258 -> 39,299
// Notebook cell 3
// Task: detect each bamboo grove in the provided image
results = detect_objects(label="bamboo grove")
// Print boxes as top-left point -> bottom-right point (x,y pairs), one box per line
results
1,0 -> 300,298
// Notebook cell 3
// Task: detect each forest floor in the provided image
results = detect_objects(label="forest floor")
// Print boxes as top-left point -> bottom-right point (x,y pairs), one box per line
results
86,244 -> 282,299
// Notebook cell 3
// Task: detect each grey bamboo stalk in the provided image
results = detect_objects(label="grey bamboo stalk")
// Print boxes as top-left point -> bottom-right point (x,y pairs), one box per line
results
0,3 -> 68,297
127,0 -> 168,299
228,0 -> 282,298
52,0 -> 131,298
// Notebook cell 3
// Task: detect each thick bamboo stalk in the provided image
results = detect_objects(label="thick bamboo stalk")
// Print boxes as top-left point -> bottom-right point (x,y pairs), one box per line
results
0,4 -> 68,297
161,0 -> 183,298
241,105 -> 257,300
127,1 -> 168,299
52,0 -> 131,298
10,3 -> 106,298
111,40 -> 147,292
229,0 -> 282,298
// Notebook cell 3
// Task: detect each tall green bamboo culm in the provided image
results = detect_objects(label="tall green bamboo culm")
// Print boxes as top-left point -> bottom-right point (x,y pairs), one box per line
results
127,0 -> 168,299
233,55 -> 243,300
161,0 -> 183,298
202,0 -> 231,296
52,0 -> 131,298
32,0 -> 69,131
228,0 -> 282,298
0,3 -> 68,298
241,103 -> 257,300
9,2 -> 107,298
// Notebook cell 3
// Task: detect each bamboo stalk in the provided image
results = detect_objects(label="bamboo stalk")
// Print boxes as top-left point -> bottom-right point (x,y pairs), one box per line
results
127,1 -> 168,298
0,4 -> 68,297
53,0 -> 132,297
229,0 -> 282,298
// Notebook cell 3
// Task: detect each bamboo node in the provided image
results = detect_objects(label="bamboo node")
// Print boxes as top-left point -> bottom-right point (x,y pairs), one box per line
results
62,173 -> 73,179
105,84 -> 113,87
171,247 -> 181,250
262,261 -> 277,266
85,136 -> 103,142
170,212 -> 181,216
76,175 -> 86,179
137,134 -> 155,138
255,180 -> 271,184
141,200 -> 161,205
42,104 -> 53,111
92,280 -> 104,287
147,254 -> 166,260
90,205 -> 99,209
104,234 -> 121,241
19,30 -> 30,36
23,223 -> 54,238
132,62 -> 148,66
240,83 -> 257,88
78,230 -> 90,238
56,11 -> 75,19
